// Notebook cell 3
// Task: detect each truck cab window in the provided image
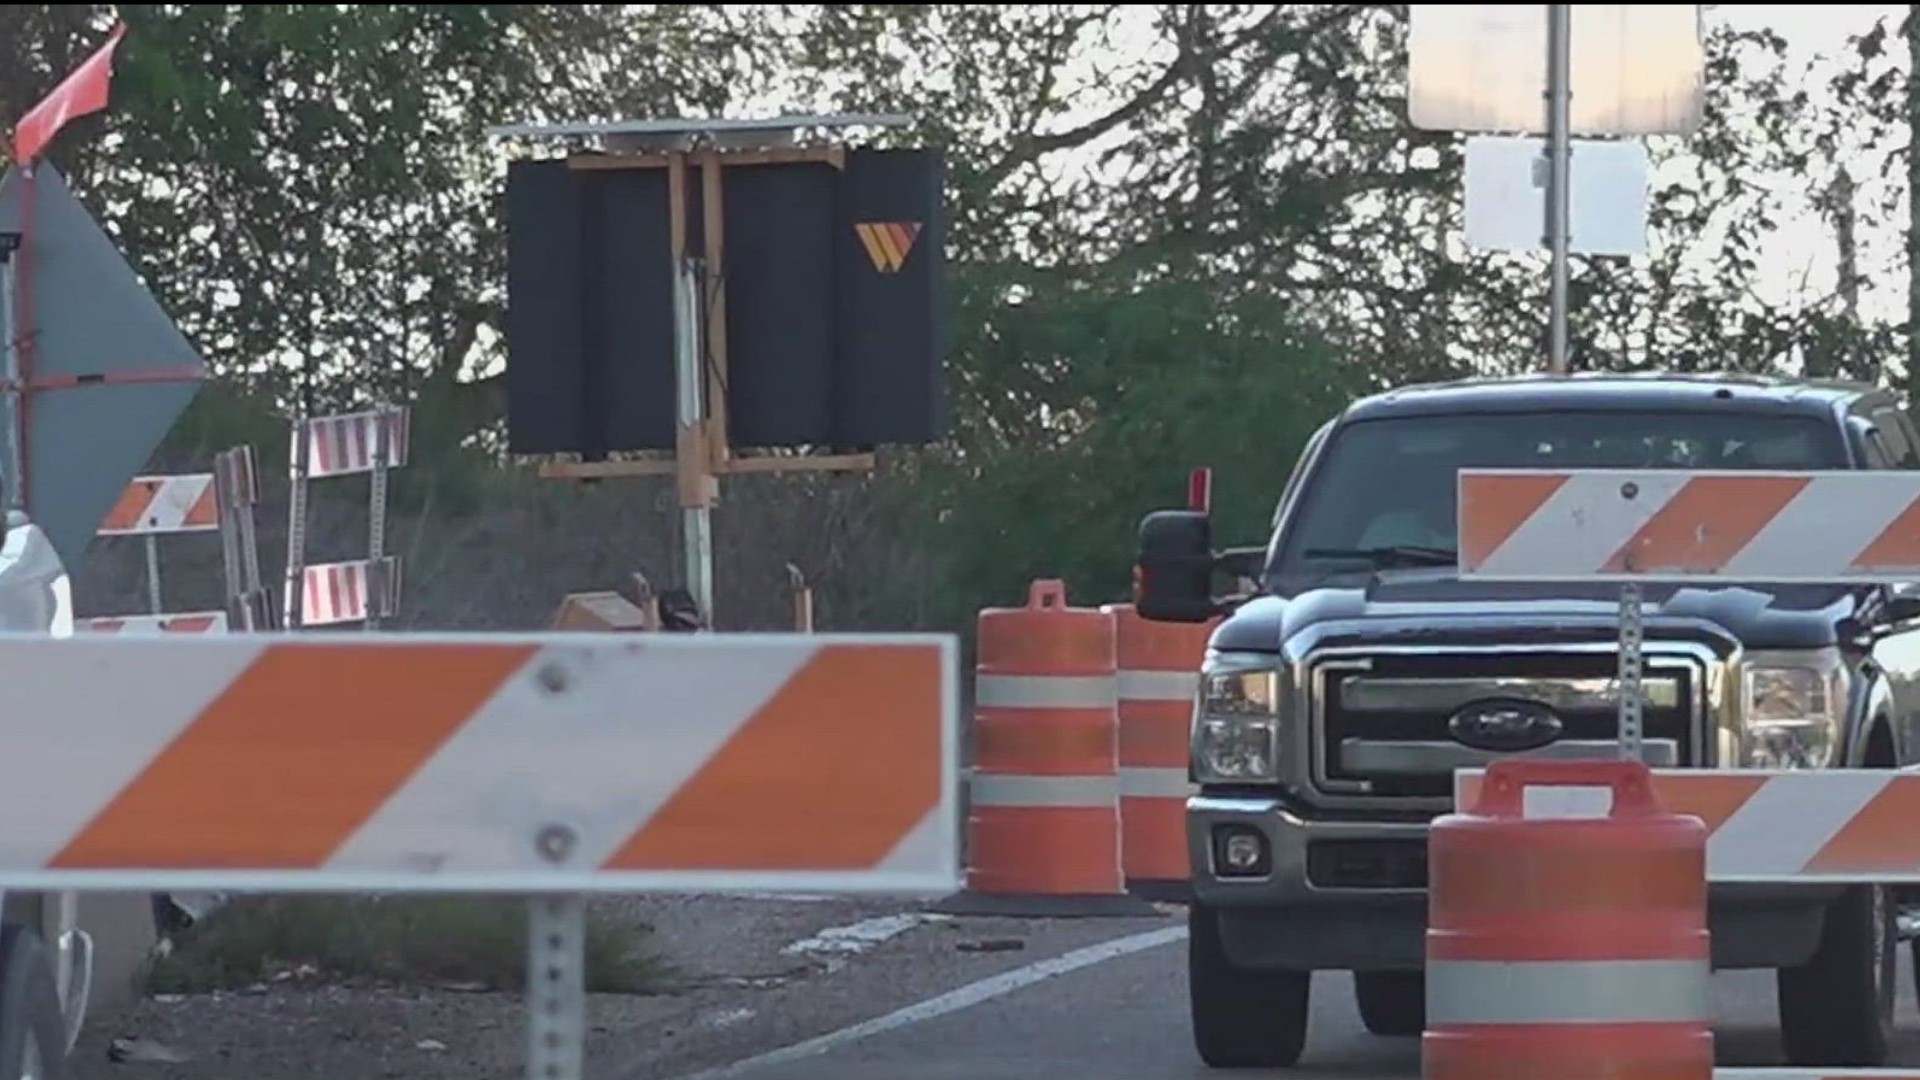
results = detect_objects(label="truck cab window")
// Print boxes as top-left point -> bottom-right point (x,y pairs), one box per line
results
1271,410 -> 1846,579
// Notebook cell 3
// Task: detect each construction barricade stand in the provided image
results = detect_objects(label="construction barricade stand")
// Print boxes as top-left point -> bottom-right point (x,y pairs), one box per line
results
0,629 -> 959,1080
1448,465 -> 1920,1080
82,444 -> 269,633
935,580 -> 1155,916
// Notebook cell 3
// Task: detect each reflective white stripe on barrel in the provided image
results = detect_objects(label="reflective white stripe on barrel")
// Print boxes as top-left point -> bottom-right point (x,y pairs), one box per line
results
1116,670 -> 1197,702
970,774 -> 1118,808
1426,958 -> 1710,1025
1119,766 -> 1194,799
975,674 -> 1115,710
1712,1060 -> 1920,1068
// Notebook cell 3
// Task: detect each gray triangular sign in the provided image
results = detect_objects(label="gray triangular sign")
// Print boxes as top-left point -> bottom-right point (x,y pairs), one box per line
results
0,165 -> 207,572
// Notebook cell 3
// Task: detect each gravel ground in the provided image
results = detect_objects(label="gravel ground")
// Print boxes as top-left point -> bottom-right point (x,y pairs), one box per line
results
68,894 -> 1181,1080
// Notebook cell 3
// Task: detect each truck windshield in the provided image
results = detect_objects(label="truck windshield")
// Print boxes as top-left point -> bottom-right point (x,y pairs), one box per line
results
1272,410 -> 1848,576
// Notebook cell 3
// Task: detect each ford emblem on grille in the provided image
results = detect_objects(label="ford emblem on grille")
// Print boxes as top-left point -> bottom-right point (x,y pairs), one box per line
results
1446,698 -> 1564,752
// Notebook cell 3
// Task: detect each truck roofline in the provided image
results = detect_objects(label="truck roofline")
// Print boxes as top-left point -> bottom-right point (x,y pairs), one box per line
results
1339,371 -> 1887,425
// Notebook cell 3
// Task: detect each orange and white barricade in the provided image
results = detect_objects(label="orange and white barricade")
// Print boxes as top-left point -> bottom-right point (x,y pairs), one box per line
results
81,446 -> 267,634
1427,759 -> 1711,1080
83,613 -> 226,634
1451,466 -> 1920,1080
285,405 -> 408,629
0,630 -> 957,1078
288,557 -> 402,628
936,580 -> 1155,916
1104,602 -> 1212,900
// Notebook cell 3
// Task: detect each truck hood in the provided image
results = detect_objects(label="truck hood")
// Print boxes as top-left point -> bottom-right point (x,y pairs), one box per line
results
1217,568 -> 1860,655
0,511 -> 72,636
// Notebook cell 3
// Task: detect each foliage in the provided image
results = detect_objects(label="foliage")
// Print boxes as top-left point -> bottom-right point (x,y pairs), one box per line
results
4,3 -> 1916,631
145,895 -> 663,995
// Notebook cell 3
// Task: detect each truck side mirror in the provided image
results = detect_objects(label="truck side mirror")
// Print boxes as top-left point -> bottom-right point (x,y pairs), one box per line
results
1884,582 -> 1920,625
1135,509 -> 1218,622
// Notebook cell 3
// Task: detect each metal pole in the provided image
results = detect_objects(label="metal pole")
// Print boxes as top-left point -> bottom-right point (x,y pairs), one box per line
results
284,419 -> 311,630
0,235 -> 21,512
143,535 -> 163,614
1545,3 -> 1573,373
366,407 -> 391,631
673,259 -> 714,624
525,895 -> 585,1080
1617,582 -> 1644,760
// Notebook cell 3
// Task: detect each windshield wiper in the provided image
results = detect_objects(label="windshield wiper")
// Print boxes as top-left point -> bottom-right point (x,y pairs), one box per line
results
1300,545 -> 1458,567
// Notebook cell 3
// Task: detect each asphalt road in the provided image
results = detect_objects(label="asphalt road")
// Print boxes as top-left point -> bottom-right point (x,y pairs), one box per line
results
682,927 -> 1920,1080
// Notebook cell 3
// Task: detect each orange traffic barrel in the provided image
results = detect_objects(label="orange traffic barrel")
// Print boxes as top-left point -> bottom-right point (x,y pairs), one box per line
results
1424,758 -> 1712,1080
933,580 -> 1156,917
1104,602 -> 1213,901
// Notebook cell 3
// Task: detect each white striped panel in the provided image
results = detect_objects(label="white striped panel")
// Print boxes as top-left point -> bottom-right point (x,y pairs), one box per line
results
1119,766 -> 1194,799
331,641 -> 823,872
970,774 -> 1117,808
0,639 -> 270,867
1427,957 -> 1709,1024
128,475 -> 216,534
1117,670 -> 1197,702
974,674 -> 1115,710
1708,771 -> 1889,879
1471,471 -> 1692,579
302,561 -> 369,625
1721,473 -> 1918,577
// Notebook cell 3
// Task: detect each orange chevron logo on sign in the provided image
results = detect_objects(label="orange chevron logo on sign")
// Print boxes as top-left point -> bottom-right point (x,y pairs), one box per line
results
854,221 -> 923,274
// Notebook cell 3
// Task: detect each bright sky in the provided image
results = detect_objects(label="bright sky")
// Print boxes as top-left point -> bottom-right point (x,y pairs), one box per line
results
1695,5 -> 1906,318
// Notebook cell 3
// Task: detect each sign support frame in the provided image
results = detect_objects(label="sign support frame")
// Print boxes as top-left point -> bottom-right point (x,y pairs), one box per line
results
0,229 -> 20,512
491,116 -> 917,627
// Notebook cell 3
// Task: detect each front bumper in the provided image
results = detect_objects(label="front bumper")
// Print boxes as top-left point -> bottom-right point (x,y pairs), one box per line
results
1189,793 -> 1845,974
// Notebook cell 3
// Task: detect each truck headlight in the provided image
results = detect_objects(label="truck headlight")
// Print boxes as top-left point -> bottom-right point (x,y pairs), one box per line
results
1741,648 -> 1845,769
1192,651 -> 1282,783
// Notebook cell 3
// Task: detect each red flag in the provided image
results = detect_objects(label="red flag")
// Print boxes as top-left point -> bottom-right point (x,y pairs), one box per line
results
11,22 -> 127,165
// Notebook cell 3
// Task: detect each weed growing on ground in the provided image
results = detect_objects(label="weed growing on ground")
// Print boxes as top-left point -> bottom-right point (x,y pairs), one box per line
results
145,895 -> 665,995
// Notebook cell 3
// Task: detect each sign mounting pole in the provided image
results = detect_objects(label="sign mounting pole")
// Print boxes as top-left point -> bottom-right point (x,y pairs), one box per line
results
1545,3 -> 1573,374
0,230 -> 19,511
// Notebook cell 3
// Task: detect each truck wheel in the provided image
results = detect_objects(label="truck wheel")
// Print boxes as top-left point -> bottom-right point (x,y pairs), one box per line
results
0,924 -> 68,1080
1188,902 -> 1309,1068
1778,883 -> 1894,1067
1353,972 -> 1424,1036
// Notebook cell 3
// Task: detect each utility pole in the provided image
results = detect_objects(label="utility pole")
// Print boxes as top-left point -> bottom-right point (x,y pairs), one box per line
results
1545,3 -> 1573,374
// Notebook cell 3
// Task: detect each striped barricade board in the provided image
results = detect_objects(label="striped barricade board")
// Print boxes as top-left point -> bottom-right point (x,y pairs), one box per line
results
81,612 -> 228,634
1453,768 -> 1920,883
293,406 -> 410,479
0,631 -> 959,895
97,473 -> 219,536
288,556 -> 402,626
1458,468 -> 1920,581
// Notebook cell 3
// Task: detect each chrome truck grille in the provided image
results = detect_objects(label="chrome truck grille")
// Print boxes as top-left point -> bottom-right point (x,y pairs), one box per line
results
1304,645 -> 1708,809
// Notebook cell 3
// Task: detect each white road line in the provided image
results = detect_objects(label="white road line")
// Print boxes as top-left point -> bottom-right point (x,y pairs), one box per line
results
669,925 -> 1190,1080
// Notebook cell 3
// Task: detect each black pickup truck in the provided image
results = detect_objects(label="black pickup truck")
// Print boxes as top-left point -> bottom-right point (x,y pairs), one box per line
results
1132,372 -> 1920,1069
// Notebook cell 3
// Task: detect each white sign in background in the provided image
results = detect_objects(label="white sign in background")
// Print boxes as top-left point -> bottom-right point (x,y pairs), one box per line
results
1463,136 -> 1652,258
1407,5 -> 1706,137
